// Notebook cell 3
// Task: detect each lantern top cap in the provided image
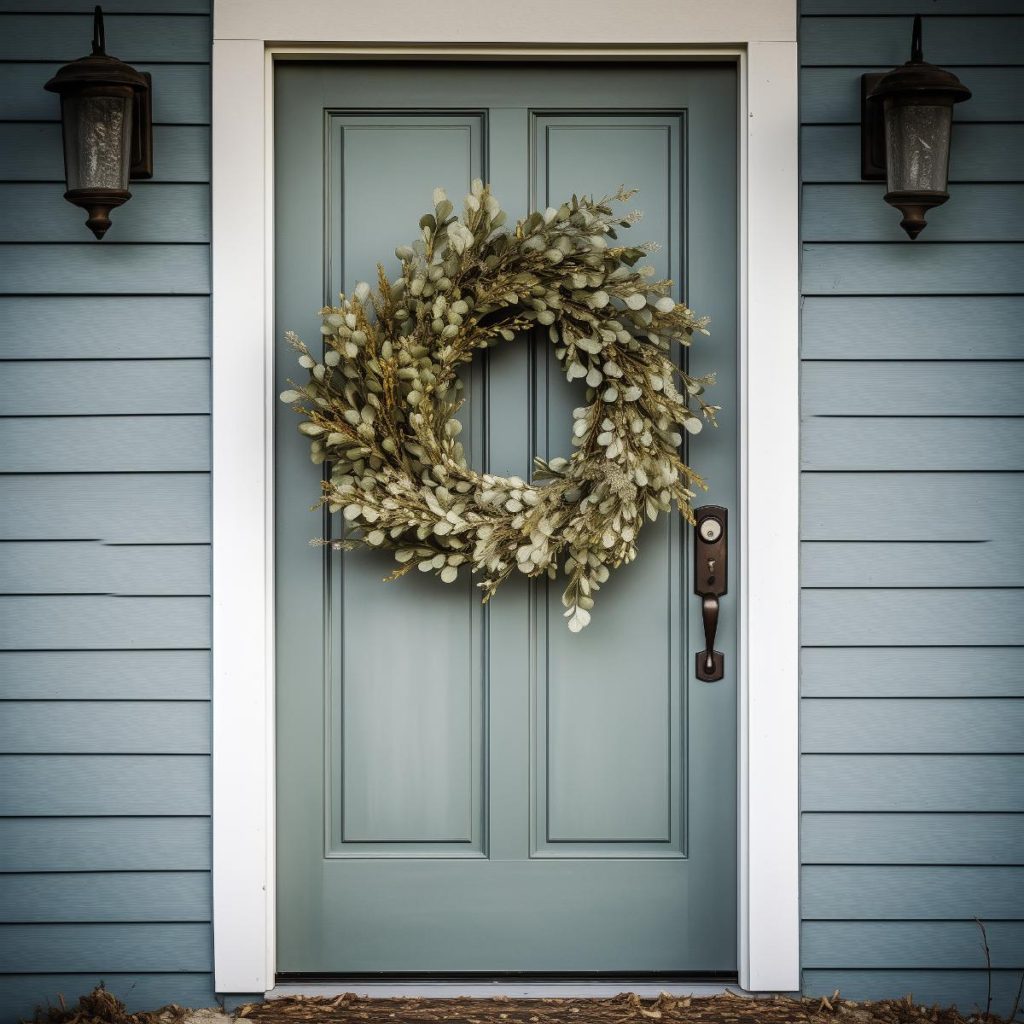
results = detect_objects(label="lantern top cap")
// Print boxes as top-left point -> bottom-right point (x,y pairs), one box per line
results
44,6 -> 149,94
869,14 -> 971,104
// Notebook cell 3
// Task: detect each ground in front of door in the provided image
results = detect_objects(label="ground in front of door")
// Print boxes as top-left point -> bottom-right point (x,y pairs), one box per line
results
30,987 -> 1020,1024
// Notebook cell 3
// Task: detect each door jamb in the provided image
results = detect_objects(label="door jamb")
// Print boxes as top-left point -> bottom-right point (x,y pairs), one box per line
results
211,1 -> 799,997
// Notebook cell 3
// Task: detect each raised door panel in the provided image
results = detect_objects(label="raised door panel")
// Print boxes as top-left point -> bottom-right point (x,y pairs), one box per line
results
531,113 -> 686,854
323,114 -> 486,854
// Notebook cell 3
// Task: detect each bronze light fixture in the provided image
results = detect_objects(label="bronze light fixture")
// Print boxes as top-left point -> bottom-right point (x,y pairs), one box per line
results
861,15 -> 970,239
44,6 -> 153,239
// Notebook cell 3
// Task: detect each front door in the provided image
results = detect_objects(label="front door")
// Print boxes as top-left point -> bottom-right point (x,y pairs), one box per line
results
274,61 -> 738,975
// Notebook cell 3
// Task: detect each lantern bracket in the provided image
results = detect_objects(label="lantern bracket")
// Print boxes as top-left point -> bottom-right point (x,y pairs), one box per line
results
131,70 -> 153,180
860,72 -> 886,181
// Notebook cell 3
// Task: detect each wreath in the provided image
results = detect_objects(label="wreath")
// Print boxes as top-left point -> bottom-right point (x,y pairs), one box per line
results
281,182 -> 718,631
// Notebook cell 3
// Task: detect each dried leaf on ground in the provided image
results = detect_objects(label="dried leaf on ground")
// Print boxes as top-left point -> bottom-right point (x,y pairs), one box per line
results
27,986 -> 188,1024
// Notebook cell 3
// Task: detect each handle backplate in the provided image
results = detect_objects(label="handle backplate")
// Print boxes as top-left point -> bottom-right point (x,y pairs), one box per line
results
694,505 -> 727,682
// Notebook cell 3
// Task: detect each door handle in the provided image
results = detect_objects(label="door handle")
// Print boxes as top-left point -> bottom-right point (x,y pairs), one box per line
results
694,505 -> 727,682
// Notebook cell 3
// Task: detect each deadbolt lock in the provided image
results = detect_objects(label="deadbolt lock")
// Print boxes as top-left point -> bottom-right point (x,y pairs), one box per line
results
699,517 -> 723,544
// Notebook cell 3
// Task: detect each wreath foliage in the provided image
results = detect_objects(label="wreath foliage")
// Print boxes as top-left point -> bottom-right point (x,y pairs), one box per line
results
281,182 -> 718,631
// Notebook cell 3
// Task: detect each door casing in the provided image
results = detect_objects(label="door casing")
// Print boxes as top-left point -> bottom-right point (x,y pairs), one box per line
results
210,0 -> 799,996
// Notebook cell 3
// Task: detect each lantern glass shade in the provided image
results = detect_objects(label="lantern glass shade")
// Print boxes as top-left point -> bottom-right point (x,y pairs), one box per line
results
61,90 -> 134,193
882,100 -> 952,196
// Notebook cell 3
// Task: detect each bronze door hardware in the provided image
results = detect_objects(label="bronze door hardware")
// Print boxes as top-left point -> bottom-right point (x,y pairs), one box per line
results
694,505 -> 727,682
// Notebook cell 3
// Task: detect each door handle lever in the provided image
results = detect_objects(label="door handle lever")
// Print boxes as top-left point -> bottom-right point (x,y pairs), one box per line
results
694,505 -> 727,682
700,594 -> 720,678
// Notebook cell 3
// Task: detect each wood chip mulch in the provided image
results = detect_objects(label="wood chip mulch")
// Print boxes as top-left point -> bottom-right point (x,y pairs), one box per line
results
235,990 -> 1016,1024
28,986 -> 1021,1024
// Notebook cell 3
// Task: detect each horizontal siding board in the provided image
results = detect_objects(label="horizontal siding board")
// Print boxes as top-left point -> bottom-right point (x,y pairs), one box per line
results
802,541 -> 1024,588
0,755 -> 210,815
801,125 -> 1024,184
801,473 -> 1022,541
802,243 -> 1024,295
0,650 -> 210,700
0,701 -> 210,754
0,416 -> 210,472
802,589 -> 1024,646
0,360 -> 210,415
0,184 -> 210,243
0,14 -> 210,62
0,64 -> 209,123
0,596 -> 210,649
0,922 -> 211,972
803,921 -> 1024,970
801,68 -> 1024,124
803,184 -> 1024,242
0,542 -> 210,596
801,755 -> 1024,811
0,244 -> 210,295
2,0 -> 210,9
802,971 -> 1022,1014
803,0 -> 1024,11
801,698 -> 1024,753
0,974 -> 216,1019
801,17 -> 1024,66
0,817 -> 211,871
802,361 -> 1024,415
0,474 -> 210,544
801,419 -> 1024,471
801,812 -> 1024,865
801,297 -> 1024,360
0,297 -> 211,358
0,871 -> 209,923
0,124 -> 210,183
801,647 -> 1024,698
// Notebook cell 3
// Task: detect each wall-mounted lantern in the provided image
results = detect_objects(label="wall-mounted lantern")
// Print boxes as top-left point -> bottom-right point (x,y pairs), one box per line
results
44,6 -> 153,239
861,15 -> 970,239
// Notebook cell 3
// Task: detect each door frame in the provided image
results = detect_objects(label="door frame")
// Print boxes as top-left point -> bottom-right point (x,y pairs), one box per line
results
211,0 -> 799,997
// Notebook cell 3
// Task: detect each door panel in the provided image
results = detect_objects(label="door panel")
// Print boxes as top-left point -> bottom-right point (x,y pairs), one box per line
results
533,112 -> 686,855
275,61 -> 738,974
324,112 -> 487,857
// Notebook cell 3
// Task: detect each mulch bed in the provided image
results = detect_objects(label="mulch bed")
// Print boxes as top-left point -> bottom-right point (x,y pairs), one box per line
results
235,992 -> 1016,1024
28,987 -> 1022,1024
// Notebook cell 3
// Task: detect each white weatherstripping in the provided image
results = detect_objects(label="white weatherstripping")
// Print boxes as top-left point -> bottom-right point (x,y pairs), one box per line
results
211,0 -> 799,997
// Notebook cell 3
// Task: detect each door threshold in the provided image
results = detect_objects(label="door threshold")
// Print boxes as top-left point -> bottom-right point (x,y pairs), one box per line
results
269,974 -> 745,1001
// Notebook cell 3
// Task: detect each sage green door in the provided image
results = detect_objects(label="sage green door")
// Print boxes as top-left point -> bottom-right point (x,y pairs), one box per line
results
275,61 -> 738,974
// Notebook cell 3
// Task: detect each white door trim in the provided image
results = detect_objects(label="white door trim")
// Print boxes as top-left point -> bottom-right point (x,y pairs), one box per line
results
211,0 -> 799,996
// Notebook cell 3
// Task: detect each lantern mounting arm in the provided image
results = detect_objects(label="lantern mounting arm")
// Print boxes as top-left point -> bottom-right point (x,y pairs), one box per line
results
910,12 -> 922,63
92,5 -> 106,55
860,70 -> 888,182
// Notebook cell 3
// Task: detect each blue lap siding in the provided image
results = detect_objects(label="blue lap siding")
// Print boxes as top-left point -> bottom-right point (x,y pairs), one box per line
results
799,0 -> 1024,1013
0,1 -> 215,1018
